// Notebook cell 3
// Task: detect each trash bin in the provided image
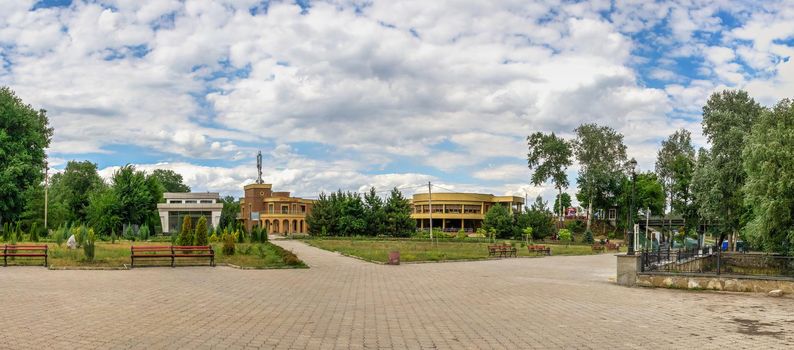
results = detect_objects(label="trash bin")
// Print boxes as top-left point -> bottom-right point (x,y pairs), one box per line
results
388,251 -> 400,265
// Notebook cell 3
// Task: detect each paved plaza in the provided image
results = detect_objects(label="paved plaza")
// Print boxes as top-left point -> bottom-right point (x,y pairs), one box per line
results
1,240 -> 792,349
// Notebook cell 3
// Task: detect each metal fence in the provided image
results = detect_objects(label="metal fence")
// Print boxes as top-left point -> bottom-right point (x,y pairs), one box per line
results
640,249 -> 794,278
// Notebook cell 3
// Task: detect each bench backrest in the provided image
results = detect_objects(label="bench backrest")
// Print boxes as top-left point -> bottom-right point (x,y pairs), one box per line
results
131,246 -> 172,251
4,245 -> 48,251
172,246 -> 213,252
528,245 -> 546,249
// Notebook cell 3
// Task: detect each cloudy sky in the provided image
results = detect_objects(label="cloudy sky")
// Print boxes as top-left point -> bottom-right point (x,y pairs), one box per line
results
1,0 -> 793,203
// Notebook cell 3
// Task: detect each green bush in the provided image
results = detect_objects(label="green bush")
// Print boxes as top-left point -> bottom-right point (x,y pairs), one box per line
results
177,216 -> 193,246
456,229 -> 467,240
194,216 -> 208,246
55,224 -> 65,246
138,224 -> 149,241
30,222 -> 39,242
83,228 -> 97,261
584,230 -> 594,244
558,229 -> 572,242
222,231 -> 235,255
110,228 -> 116,244
565,220 -> 585,234
123,225 -> 134,241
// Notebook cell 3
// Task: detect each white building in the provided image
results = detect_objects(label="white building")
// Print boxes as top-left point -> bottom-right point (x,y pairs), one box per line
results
157,192 -> 223,233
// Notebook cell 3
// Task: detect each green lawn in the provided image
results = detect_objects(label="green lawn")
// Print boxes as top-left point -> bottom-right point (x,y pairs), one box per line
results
2,241 -> 305,269
302,239 -> 624,263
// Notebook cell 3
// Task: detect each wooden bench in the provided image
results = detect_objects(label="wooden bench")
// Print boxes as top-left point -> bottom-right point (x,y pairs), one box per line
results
592,244 -> 606,252
2,244 -> 48,267
527,245 -> 551,256
131,245 -> 215,268
606,243 -> 621,252
488,244 -> 516,258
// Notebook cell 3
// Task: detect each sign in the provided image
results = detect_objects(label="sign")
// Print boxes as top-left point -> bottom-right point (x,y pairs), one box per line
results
250,211 -> 260,220
633,224 -> 640,252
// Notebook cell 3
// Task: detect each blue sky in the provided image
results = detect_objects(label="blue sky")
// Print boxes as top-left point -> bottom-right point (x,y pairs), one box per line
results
1,0 -> 793,203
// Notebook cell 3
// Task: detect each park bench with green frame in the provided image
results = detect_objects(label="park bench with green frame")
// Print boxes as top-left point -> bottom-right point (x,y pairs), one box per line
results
2,244 -> 48,267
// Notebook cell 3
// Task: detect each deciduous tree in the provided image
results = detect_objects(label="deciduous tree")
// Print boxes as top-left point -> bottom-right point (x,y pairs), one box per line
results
0,87 -> 52,225
573,124 -> 627,231
527,132 -> 572,222
742,98 -> 794,254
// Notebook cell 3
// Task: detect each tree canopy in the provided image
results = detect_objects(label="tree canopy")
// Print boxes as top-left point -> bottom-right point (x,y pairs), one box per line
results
0,87 -> 53,225
742,98 -> 794,253
150,169 -> 191,193
573,124 -> 627,229
527,132 -> 572,219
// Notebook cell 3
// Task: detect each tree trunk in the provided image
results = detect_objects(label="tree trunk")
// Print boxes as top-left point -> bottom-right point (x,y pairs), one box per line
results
558,186 -> 563,224
586,200 -> 593,231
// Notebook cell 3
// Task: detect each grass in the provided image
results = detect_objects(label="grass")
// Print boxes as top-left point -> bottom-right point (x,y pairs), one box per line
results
1,240 -> 306,269
303,239 -> 626,263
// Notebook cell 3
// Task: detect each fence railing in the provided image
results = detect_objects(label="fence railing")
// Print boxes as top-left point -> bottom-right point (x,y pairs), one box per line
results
641,249 -> 794,278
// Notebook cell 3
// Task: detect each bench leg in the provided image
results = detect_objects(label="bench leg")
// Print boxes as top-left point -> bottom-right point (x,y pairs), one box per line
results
130,257 -> 134,269
171,255 -> 175,268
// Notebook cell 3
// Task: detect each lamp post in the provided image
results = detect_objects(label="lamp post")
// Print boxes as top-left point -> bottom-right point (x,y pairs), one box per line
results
627,158 -> 637,255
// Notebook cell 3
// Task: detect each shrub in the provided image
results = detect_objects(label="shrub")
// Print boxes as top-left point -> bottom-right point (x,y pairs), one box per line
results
194,216 -> 208,246
30,222 -> 39,242
55,225 -> 65,247
281,249 -> 302,266
255,244 -> 267,259
110,228 -> 116,244
237,229 -> 247,243
565,220 -> 585,234
209,233 -> 219,243
178,216 -> 193,246
222,231 -> 235,255
138,224 -> 149,241
457,229 -> 467,240
584,230 -> 594,244
558,229 -> 572,242
83,228 -> 97,261
123,225 -> 134,241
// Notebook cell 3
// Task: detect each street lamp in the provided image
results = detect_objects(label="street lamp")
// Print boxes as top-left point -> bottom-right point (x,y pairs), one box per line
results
627,158 -> 637,255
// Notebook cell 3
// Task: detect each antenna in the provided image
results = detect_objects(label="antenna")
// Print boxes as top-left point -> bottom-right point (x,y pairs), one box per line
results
256,151 -> 263,184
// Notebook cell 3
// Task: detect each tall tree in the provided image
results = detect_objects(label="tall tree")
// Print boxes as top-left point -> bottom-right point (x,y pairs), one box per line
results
150,169 -> 191,193
553,193 -> 572,215
696,90 -> 763,249
219,195 -> 240,229
0,87 -> 53,225
49,160 -> 106,222
655,129 -> 696,235
383,187 -> 414,237
363,187 -> 386,235
527,132 -> 572,222
743,98 -> 794,254
482,204 -> 514,239
86,187 -> 121,236
111,165 -> 160,226
573,124 -> 627,230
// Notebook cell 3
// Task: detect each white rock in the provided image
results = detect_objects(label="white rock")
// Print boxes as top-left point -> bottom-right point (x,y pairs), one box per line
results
769,289 -> 783,297
67,234 -> 77,249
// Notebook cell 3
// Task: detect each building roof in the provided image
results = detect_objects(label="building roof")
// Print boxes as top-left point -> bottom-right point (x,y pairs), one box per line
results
163,192 -> 220,200
411,192 -> 524,204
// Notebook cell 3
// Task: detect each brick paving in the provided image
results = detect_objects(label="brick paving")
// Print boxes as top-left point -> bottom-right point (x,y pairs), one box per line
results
1,240 -> 792,349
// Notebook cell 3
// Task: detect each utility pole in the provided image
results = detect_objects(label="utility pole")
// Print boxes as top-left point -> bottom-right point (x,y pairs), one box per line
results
44,162 -> 49,231
428,181 -> 433,245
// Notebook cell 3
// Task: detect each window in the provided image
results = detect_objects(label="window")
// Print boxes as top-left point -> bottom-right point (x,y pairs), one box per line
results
185,200 -> 197,204
199,200 -> 213,204
168,200 -> 182,204
300,205 -> 306,213
464,205 -> 481,214
269,204 -> 274,214
281,205 -> 289,214
608,208 -> 617,220
445,205 -> 462,214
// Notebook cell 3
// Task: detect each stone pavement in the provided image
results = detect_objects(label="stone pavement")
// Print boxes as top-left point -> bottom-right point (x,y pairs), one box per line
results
0,240 -> 792,349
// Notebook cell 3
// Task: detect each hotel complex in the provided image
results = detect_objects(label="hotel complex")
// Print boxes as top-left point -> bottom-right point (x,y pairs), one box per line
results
411,193 -> 524,232
239,183 -> 315,234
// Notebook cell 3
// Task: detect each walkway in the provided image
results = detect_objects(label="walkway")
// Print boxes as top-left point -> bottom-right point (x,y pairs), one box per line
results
0,240 -> 791,349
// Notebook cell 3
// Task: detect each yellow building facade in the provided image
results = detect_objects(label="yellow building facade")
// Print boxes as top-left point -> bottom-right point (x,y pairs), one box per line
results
411,193 -> 524,232
240,184 -> 315,234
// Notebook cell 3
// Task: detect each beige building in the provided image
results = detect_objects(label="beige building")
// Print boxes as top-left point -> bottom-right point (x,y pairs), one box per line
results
157,192 -> 223,233
411,193 -> 524,232
239,183 -> 315,234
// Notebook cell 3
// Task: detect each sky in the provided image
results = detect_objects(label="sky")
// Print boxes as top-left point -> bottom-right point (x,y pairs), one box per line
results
1,0 -> 793,204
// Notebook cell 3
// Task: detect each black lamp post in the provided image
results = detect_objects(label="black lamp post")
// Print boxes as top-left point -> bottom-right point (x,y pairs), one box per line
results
627,158 -> 637,255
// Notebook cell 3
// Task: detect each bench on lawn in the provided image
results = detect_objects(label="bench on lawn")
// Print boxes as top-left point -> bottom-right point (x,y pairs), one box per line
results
2,244 -> 48,267
130,245 -> 215,268
527,245 -> 551,256
488,244 -> 516,258
592,244 -> 606,252
606,243 -> 621,252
